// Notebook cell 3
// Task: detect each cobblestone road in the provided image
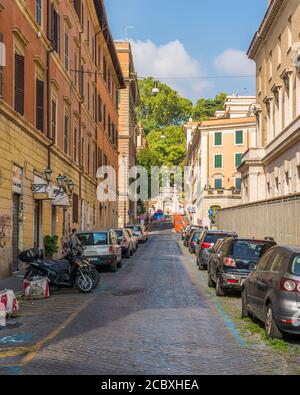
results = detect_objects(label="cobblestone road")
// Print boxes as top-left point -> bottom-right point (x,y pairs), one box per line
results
1,222 -> 299,375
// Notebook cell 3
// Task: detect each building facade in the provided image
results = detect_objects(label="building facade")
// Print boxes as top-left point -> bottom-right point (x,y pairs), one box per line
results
185,96 -> 256,228
240,0 -> 300,203
115,41 -> 140,227
0,0 -> 124,278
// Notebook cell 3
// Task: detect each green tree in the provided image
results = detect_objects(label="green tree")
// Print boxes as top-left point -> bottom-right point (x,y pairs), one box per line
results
192,92 -> 227,121
138,77 -> 193,134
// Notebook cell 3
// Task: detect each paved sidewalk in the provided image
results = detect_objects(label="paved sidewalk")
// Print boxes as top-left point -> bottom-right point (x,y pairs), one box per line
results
0,274 -> 24,294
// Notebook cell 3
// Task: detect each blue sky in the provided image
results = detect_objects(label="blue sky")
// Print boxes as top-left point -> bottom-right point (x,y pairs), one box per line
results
105,0 -> 267,102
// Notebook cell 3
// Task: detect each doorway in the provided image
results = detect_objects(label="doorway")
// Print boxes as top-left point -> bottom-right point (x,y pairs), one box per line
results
12,193 -> 20,271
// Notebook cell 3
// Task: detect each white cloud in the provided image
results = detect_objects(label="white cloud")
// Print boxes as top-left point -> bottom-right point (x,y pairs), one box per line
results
214,49 -> 255,76
130,39 -> 212,101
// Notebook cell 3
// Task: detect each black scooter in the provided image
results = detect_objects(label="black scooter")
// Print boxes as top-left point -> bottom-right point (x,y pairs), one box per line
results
19,249 -> 94,293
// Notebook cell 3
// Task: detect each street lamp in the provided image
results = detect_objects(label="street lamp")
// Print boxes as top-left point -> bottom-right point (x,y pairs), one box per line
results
56,174 -> 64,189
68,179 -> 74,193
44,167 -> 53,184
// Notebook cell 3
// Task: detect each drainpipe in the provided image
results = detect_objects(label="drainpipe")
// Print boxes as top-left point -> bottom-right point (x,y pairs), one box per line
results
47,0 -> 54,168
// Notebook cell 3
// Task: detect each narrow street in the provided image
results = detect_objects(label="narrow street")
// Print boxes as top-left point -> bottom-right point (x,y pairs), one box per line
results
0,222 -> 297,375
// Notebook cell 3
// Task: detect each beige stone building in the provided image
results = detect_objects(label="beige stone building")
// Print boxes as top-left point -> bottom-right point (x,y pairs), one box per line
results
185,96 -> 256,228
115,41 -> 141,227
240,0 -> 300,203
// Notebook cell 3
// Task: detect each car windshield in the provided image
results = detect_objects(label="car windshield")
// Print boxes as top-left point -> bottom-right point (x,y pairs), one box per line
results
204,234 -> 230,244
231,241 -> 274,260
77,233 -> 108,246
291,255 -> 300,276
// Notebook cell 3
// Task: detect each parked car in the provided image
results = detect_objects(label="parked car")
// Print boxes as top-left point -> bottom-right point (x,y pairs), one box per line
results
182,225 -> 190,241
208,237 -> 276,297
126,224 -> 148,243
115,229 -> 133,258
125,228 -> 139,252
183,225 -> 203,247
242,246 -> 300,339
196,230 -> 237,270
188,230 -> 204,254
77,230 -> 122,272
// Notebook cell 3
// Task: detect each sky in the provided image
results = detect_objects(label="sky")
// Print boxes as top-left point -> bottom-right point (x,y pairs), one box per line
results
105,0 -> 267,102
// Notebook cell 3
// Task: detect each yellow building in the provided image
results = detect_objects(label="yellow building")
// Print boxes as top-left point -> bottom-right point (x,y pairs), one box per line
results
185,96 -> 256,228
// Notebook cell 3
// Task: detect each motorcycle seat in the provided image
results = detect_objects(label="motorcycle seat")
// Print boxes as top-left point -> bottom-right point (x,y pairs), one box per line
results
38,259 -> 70,272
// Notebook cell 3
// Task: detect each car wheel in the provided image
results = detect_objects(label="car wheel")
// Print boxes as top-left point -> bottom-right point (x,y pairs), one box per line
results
265,305 -> 283,340
241,289 -> 250,318
216,275 -> 226,297
208,271 -> 215,288
111,258 -> 118,273
130,249 -> 133,256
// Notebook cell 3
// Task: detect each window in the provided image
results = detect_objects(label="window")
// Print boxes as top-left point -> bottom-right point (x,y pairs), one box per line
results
235,130 -> 243,145
287,17 -> 292,49
103,105 -> 106,130
235,153 -> 243,168
235,178 -> 241,191
64,32 -> 69,71
36,79 -> 44,131
74,50 -> 77,86
214,154 -> 222,169
64,113 -> 69,154
103,56 -> 107,83
257,249 -> 275,272
277,35 -> 282,65
73,126 -> 78,163
270,251 -> 286,273
87,82 -> 90,110
36,0 -> 42,26
108,115 -> 111,138
98,46 -> 101,69
98,94 -> 102,122
268,51 -> 273,79
0,33 -> 3,97
87,143 -> 90,174
15,53 -> 25,115
51,5 -> 60,54
214,132 -> 222,146
73,0 -> 82,22
51,97 -> 57,141
80,65 -> 84,96
214,178 -> 222,189
73,193 -> 79,224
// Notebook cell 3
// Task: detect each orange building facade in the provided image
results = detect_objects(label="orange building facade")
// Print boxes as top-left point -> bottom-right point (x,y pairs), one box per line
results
0,0 -> 124,278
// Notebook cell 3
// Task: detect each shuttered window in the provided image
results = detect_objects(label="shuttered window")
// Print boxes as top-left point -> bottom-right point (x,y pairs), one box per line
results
214,179 -> 223,189
0,33 -> 3,97
214,132 -> 222,146
235,153 -> 243,168
36,0 -> 42,26
51,5 -> 60,54
73,0 -> 81,22
235,130 -> 243,145
73,126 -> 78,163
80,65 -> 84,97
214,154 -> 222,169
235,178 -> 242,191
103,105 -> 106,130
98,94 -> 102,123
72,193 -> 79,224
36,79 -> 44,132
64,32 -> 69,71
15,53 -> 25,115
51,98 -> 57,141
64,114 -> 69,154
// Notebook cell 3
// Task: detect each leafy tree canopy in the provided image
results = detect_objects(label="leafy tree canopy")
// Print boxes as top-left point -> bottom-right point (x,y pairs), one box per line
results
191,92 -> 227,121
138,77 -> 193,134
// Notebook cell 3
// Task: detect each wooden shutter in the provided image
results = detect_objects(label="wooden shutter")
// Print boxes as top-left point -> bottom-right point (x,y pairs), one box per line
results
36,79 -> 44,131
72,193 -> 79,224
0,33 -> 3,97
15,54 -> 25,115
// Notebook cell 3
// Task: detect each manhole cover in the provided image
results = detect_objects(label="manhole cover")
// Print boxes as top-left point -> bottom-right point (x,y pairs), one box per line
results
112,288 -> 145,297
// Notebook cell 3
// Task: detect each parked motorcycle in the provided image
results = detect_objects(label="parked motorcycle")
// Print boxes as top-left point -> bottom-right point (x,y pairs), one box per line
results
19,248 -> 94,294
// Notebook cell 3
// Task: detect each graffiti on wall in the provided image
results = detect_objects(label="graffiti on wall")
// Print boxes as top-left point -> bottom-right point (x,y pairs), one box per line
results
0,215 -> 11,249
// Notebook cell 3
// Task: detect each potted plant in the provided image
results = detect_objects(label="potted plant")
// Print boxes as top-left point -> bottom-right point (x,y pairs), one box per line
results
44,235 -> 59,258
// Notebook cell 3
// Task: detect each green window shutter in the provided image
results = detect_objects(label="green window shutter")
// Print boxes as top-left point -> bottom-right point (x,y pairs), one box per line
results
214,132 -> 222,146
214,179 -> 222,189
235,153 -> 242,167
214,155 -> 222,168
235,130 -> 243,145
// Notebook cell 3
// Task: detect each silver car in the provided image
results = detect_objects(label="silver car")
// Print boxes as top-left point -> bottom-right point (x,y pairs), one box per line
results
242,246 -> 300,339
77,230 -> 122,272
